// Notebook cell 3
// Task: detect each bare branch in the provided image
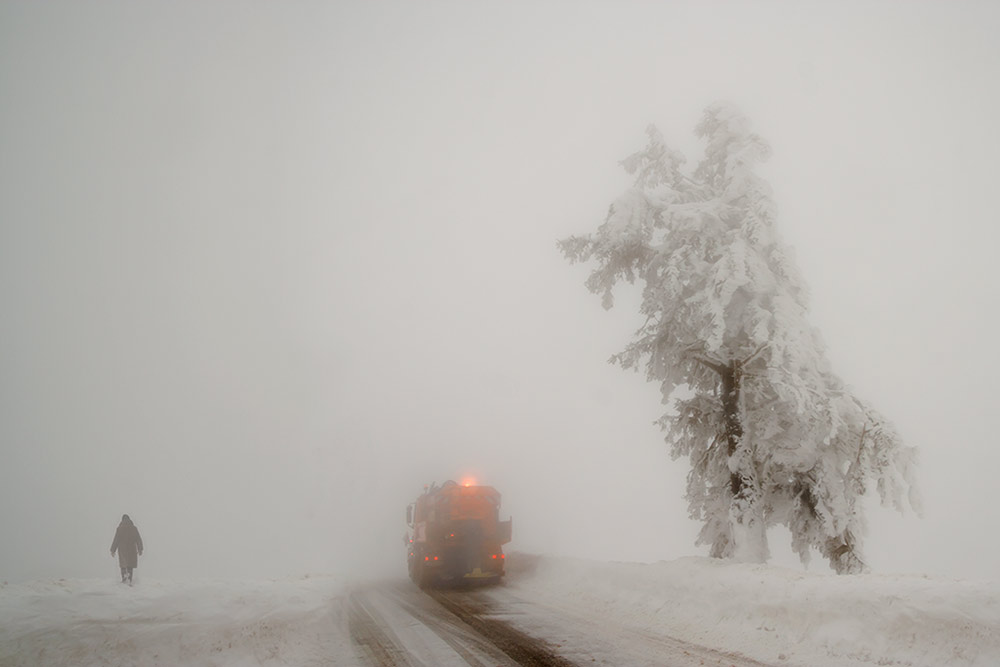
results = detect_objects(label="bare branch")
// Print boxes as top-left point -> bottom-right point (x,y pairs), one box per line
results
690,354 -> 726,376
740,342 -> 768,367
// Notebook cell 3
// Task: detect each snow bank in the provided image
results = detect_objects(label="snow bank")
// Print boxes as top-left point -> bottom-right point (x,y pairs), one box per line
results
0,575 -> 351,667
507,553 -> 1000,667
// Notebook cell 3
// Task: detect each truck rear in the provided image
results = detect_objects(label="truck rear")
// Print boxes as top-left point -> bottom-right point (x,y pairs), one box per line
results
405,480 -> 512,588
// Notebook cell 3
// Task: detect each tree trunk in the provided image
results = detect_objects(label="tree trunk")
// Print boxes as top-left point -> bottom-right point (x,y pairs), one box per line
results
720,360 -> 743,491
720,359 -> 768,563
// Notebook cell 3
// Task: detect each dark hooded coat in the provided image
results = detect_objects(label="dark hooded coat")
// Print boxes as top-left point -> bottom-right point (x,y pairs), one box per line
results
110,515 -> 143,569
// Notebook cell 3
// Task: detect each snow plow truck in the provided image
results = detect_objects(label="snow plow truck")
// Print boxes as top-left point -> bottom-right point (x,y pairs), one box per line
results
405,480 -> 512,588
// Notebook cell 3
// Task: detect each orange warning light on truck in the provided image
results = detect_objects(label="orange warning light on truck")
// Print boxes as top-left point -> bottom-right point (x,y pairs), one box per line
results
405,480 -> 512,588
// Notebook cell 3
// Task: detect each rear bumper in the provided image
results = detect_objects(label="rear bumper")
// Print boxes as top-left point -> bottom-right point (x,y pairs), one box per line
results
409,543 -> 506,583
462,566 -> 504,580
420,558 -> 504,581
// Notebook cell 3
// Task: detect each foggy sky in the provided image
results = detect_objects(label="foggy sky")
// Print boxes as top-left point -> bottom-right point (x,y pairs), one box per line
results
2,1 -> 999,583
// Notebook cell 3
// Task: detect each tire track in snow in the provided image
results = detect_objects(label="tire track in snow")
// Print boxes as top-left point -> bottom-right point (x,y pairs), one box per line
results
351,580 -> 772,667
426,587 -> 576,667
348,590 -> 418,667
384,583 -> 516,667
348,582 -> 573,667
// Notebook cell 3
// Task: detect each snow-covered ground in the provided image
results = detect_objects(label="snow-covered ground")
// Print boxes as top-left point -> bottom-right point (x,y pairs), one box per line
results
2,554 -> 998,666
508,555 -> 1000,666
0,575 -> 354,666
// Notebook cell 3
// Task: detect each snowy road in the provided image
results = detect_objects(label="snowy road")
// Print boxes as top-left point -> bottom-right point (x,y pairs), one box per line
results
348,582 -> 567,666
4,555 -> 998,666
347,579 -> 772,667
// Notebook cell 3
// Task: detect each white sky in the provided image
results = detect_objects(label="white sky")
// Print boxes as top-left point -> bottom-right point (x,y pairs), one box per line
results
2,1 -> 999,582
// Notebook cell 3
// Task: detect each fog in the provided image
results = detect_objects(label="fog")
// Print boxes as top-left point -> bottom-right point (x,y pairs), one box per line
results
2,1 -> 998,584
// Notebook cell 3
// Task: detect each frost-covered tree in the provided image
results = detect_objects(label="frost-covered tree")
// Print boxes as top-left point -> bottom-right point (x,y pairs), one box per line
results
559,104 -> 920,573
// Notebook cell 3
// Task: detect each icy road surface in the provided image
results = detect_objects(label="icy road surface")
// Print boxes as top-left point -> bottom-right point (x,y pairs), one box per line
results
348,579 -> 769,666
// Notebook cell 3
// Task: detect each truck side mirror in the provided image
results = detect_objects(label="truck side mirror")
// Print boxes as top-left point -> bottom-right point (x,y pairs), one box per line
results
406,505 -> 413,526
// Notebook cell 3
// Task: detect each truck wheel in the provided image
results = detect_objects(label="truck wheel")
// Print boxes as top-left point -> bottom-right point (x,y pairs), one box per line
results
414,561 -> 432,589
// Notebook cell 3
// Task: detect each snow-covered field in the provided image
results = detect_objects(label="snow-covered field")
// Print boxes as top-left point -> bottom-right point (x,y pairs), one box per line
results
0,575 -> 353,666
2,554 -> 998,666
509,555 -> 1000,666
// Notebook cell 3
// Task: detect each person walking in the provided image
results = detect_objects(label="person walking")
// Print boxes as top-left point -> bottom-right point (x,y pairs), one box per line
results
110,514 -> 143,584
